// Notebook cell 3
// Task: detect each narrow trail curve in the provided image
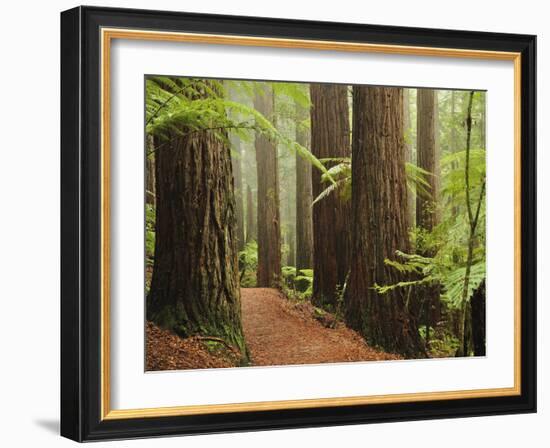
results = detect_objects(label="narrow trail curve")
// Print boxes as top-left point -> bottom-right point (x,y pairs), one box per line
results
240,288 -> 398,366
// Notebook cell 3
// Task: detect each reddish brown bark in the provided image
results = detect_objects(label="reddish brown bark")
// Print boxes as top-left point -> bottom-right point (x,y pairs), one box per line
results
254,84 -> 281,287
295,101 -> 314,271
416,89 -> 441,340
147,81 -> 245,354
310,84 -> 351,308
403,88 -> 414,227
345,86 -> 424,357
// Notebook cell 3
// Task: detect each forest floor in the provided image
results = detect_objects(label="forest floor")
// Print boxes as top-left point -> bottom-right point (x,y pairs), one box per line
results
241,288 -> 399,366
146,321 -> 242,370
146,288 -> 399,371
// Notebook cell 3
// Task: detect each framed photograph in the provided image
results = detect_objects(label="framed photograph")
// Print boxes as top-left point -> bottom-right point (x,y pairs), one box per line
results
60,6 -> 536,442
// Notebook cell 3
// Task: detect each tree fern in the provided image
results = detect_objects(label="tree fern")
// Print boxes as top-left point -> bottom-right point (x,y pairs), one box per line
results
374,121 -> 486,310
146,77 -> 333,182
312,158 -> 434,205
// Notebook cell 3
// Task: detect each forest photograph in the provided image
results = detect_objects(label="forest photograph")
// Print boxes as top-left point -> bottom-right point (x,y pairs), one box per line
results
144,76 -> 487,371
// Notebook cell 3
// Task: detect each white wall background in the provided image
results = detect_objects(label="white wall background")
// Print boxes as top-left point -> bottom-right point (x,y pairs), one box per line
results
0,0 -> 545,446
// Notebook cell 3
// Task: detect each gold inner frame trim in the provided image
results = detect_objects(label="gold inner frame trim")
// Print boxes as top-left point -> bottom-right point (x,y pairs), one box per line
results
100,27 -> 522,421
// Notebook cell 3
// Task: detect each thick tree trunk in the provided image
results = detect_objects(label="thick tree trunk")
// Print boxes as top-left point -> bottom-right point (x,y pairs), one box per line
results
295,102 -> 314,271
471,279 -> 486,356
345,86 -> 424,358
416,89 -> 441,344
310,84 -> 351,308
231,135 -> 245,251
147,115 -> 245,354
254,84 -> 281,287
246,184 -> 256,242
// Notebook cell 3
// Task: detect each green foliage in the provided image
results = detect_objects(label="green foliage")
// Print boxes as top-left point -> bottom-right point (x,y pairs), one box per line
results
375,89 -> 486,312
280,267 -> 314,301
429,332 -> 461,357
145,79 -> 487,360
312,158 -> 437,205
441,148 -> 486,209
145,204 -> 156,295
146,77 -> 225,137
312,158 -> 351,205
146,77 -> 333,182
238,240 -> 258,287
419,325 -> 461,358
405,162 -> 433,199
438,90 -> 486,158
374,251 -> 485,309
374,142 -> 486,309
442,261 -> 486,308
295,269 -> 314,298
281,265 -> 298,286
145,204 -> 155,265
272,82 -> 310,109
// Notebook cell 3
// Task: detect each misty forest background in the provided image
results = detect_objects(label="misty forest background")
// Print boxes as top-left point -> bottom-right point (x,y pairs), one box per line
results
144,77 -> 486,370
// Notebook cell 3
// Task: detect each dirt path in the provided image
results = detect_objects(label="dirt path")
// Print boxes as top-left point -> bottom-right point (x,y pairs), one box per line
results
240,288 -> 398,366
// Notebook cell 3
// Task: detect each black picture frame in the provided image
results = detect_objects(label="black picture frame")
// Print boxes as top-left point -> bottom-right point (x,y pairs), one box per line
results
61,5 -> 536,442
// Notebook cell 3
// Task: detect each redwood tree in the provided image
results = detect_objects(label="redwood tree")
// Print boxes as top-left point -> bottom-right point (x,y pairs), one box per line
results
416,89 -> 441,342
310,83 -> 351,308
345,86 -> 424,357
147,80 -> 246,354
295,101 -> 314,271
254,84 -> 281,286
403,88 -> 414,226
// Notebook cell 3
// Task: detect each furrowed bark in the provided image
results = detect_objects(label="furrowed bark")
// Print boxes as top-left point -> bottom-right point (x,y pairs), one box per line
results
147,81 -> 246,357
416,89 -> 441,346
310,83 -> 351,308
345,86 -> 424,358
254,83 -> 282,287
